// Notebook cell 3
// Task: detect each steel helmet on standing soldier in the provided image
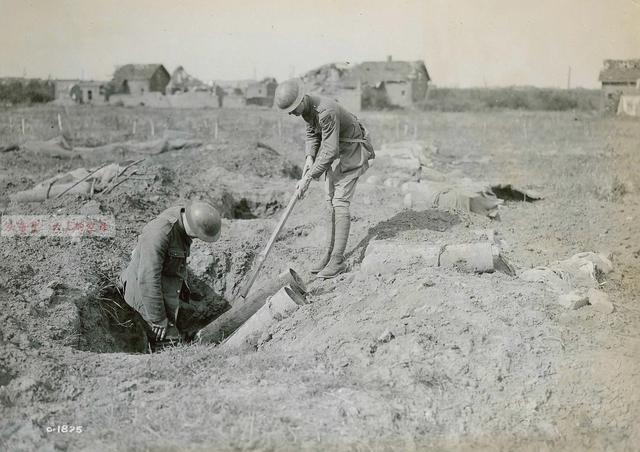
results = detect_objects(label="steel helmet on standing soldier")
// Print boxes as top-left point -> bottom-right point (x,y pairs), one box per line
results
274,79 -> 306,113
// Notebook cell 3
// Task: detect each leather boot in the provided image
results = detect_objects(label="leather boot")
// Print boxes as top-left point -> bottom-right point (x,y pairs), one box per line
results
317,205 -> 350,279
311,204 -> 335,274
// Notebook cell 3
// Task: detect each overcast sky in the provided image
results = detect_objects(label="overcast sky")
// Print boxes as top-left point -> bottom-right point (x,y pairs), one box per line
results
1,0 -> 639,87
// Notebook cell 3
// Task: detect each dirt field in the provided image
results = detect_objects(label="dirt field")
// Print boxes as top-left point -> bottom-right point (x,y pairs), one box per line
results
1,105 -> 639,451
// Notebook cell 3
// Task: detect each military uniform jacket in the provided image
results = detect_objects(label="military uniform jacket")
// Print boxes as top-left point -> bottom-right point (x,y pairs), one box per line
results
304,95 -> 368,179
121,206 -> 192,324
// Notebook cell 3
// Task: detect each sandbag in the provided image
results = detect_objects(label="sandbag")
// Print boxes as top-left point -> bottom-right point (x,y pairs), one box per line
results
402,181 -> 502,218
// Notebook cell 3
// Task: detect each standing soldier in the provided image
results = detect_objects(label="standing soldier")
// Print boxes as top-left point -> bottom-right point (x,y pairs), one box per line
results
120,201 -> 221,343
274,79 -> 374,279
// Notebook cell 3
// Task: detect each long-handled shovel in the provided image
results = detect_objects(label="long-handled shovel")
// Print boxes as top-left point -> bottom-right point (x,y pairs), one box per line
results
237,192 -> 298,299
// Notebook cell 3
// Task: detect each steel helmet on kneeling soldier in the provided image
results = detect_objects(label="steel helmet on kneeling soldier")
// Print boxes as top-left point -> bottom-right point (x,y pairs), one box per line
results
274,79 -> 305,113
185,201 -> 221,242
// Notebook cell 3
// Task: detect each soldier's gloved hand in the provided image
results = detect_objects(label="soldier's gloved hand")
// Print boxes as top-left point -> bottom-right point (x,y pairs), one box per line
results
295,174 -> 312,200
151,318 -> 169,341
302,156 -> 314,176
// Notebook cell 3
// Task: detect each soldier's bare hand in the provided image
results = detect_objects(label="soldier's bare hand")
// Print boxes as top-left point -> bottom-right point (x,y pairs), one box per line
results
295,175 -> 312,200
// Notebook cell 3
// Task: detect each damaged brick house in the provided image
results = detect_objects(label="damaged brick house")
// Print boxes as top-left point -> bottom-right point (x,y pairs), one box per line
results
354,57 -> 430,109
69,81 -> 108,104
599,59 -> 640,112
302,63 -> 362,112
110,64 -> 171,96
302,57 -> 430,111
166,66 -> 210,94
245,78 -> 278,107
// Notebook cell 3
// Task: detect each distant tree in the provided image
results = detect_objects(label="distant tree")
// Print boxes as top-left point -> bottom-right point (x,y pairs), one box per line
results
0,79 -> 53,105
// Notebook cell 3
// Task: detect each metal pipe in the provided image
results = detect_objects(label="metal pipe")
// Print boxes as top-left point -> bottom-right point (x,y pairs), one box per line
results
221,286 -> 301,351
198,268 -> 304,344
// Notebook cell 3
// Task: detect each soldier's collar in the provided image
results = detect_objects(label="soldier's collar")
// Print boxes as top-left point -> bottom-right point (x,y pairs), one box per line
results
178,208 -> 192,244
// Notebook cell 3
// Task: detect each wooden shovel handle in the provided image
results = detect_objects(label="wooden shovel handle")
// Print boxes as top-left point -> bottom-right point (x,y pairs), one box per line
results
238,192 -> 298,299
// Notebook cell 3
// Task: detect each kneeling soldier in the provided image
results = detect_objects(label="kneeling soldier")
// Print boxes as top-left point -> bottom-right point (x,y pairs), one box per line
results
120,201 -> 221,343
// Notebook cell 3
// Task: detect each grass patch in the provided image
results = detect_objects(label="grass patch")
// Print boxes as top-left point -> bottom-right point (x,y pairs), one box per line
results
420,87 -> 602,112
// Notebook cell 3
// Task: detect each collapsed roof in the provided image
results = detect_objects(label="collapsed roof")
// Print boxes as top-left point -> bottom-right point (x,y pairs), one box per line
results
354,60 -> 430,85
167,66 -> 209,91
302,60 -> 430,91
599,59 -> 640,83
113,64 -> 166,84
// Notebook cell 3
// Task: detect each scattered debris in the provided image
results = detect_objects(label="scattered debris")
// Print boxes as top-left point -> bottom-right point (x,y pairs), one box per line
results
9,160 -> 147,202
365,146 -> 541,216
402,180 -> 503,218
377,330 -> 395,343
54,162 -> 111,199
520,252 -> 613,309
557,290 -> 589,310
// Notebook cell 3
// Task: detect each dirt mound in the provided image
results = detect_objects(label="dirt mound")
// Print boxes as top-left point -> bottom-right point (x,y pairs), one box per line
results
219,142 -> 302,180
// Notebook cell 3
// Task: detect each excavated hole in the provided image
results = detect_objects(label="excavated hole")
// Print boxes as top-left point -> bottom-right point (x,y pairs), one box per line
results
75,275 -> 231,354
491,185 -> 541,202
219,190 -> 284,220
76,285 -> 149,354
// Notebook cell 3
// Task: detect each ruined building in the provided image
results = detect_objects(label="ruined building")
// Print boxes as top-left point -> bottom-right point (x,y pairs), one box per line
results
246,78 -> 278,107
111,64 -> 171,95
599,59 -> 640,112
302,57 -> 431,111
